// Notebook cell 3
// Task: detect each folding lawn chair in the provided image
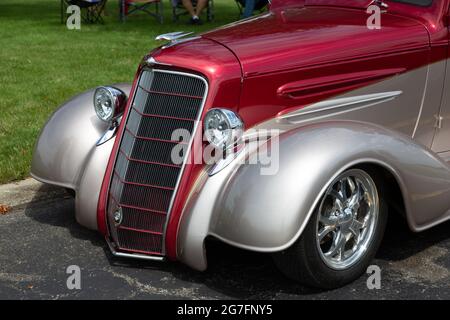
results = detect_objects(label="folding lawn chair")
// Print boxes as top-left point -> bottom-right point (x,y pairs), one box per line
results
119,0 -> 164,24
235,0 -> 268,19
171,0 -> 214,22
61,0 -> 107,24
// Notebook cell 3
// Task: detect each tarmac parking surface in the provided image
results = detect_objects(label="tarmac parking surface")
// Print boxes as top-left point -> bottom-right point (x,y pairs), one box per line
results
0,184 -> 449,300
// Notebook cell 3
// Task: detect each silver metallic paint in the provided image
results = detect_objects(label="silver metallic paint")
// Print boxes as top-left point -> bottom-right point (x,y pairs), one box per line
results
277,91 -> 403,123
432,59 -> 450,152
31,83 -> 132,230
31,61 -> 450,271
178,121 -> 450,270
177,64 -> 450,271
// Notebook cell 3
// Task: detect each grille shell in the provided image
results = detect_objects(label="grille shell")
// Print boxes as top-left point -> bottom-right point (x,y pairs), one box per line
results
107,68 -> 208,257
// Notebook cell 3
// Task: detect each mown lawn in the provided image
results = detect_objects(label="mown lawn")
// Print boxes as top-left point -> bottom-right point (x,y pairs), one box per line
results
0,0 -> 237,184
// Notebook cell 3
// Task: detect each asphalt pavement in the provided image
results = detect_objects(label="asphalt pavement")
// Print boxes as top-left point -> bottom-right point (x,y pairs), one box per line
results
0,181 -> 449,299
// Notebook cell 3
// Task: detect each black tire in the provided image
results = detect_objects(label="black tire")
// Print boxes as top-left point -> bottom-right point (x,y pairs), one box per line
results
272,167 -> 388,289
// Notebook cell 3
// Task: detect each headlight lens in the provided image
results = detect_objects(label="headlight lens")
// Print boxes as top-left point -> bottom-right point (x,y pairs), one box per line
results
204,109 -> 244,149
94,86 -> 127,122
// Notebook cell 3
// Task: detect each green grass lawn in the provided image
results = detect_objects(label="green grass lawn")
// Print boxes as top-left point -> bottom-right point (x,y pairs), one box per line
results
0,0 -> 238,184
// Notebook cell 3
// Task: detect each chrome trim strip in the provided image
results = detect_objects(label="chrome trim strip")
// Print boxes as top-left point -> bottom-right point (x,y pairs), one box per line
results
105,237 -> 165,262
412,66 -> 429,138
278,91 -> 403,123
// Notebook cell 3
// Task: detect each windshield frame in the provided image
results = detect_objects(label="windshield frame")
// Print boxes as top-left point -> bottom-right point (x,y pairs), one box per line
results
389,0 -> 433,7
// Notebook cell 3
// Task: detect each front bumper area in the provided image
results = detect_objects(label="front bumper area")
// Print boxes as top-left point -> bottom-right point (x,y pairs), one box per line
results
105,237 -> 165,262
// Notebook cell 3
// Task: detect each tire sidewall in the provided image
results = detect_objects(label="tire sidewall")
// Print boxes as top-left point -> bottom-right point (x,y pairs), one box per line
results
299,167 -> 388,288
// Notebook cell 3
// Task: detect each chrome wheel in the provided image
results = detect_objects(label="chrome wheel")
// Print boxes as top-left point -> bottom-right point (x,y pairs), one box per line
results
316,169 -> 379,270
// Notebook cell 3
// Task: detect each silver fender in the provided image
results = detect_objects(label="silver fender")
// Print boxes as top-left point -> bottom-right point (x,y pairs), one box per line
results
31,83 -> 132,230
177,121 -> 450,271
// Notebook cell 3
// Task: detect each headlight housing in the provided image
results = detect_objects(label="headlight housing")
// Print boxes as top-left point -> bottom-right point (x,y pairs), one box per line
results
204,109 -> 244,149
93,86 -> 127,122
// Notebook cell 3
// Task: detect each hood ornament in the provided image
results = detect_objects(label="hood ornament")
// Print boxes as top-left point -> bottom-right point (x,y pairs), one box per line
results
155,31 -> 199,49
155,31 -> 194,42
370,0 -> 388,9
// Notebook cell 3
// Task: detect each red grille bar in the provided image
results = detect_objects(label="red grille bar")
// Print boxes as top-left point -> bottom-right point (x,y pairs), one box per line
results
106,68 -> 207,256
132,106 -> 197,122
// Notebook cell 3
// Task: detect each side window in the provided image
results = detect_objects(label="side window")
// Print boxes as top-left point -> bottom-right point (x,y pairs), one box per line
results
390,0 -> 432,6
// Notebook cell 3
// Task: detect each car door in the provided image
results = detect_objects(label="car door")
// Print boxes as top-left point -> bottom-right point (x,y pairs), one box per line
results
431,6 -> 450,154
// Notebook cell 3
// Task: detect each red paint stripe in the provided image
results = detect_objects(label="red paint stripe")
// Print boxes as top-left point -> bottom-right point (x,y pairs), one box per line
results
118,225 -> 163,236
97,65 -> 143,236
109,194 -> 168,215
117,246 -> 164,256
277,68 -> 405,99
139,85 -> 203,100
125,128 -> 187,145
119,149 -> 182,168
132,106 -> 196,122
113,170 -> 175,191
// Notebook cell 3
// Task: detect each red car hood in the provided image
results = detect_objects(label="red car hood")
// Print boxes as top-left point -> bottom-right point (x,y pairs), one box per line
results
202,5 -> 430,77
305,0 -> 374,8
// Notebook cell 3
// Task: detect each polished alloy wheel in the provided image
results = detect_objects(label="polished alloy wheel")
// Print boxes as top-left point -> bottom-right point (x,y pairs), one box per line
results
316,169 -> 379,270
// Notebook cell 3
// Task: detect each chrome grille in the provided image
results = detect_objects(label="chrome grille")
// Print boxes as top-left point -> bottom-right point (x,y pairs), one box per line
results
107,69 -> 208,257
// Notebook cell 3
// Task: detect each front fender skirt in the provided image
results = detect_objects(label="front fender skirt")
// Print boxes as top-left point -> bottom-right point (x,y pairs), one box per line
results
31,83 -> 132,230
177,121 -> 450,271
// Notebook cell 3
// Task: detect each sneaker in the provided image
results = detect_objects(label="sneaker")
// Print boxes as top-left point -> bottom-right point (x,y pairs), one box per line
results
188,17 -> 203,25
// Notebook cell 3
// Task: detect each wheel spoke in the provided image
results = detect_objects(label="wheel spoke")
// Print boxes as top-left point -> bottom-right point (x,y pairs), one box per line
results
318,225 -> 335,242
348,180 -> 361,210
316,169 -> 379,270
325,231 -> 347,260
329,190 -> 345,210
349,219 -> 363,240
320,214 -> 338,226
361,213 -> 372,228
337,180 -> 348,202
347,177 -> 356,194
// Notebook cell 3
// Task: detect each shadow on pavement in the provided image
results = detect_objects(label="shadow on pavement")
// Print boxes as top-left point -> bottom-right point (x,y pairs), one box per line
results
23,184 -> 450,299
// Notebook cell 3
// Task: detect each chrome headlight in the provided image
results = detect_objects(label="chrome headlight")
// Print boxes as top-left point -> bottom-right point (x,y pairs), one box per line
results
204,109 -> 244,149
93,86 -> 127,122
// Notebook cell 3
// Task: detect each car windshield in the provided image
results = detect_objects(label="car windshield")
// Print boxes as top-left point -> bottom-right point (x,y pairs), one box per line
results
305,1 -> 432,9
390,0 -> 432,6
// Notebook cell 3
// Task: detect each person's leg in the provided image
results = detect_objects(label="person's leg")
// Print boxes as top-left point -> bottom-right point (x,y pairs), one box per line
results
242,0 -> 255,19
194,0 -> 208,16
181,0 -> 196,17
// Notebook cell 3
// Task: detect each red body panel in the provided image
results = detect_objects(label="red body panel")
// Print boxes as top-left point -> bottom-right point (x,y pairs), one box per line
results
203,6 -> 429,77
150,40 -> 243,259
305,0 -> 373,8
97,39 -> 242,259
203,4 -> 432,127
98,0 -> 450,260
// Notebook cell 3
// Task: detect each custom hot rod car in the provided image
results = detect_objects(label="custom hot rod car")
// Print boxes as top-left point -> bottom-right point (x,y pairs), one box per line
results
32,0 -> 450,289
